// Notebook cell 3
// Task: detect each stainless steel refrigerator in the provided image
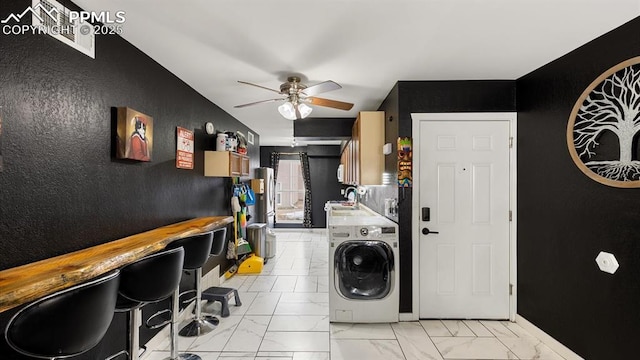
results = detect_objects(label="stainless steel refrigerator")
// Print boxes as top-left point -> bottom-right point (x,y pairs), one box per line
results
254,167 -> 275,228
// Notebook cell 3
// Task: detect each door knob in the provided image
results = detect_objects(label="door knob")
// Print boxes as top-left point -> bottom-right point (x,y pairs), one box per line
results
422,228 -> 439,235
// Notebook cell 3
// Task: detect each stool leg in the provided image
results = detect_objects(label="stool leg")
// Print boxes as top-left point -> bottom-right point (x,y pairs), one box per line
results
233,289 -> 242,307
106,308 -> 144,360
163,288 -> 202,360
179,268 -> 218,337
129,308 -> 140,360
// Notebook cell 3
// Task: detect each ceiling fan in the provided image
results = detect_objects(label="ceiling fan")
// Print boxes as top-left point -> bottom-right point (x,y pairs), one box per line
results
234,76 -> 354,120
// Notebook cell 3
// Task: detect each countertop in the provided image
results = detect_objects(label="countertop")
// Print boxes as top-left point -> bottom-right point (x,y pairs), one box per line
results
0,216 -> 233,313
327,204 -> 398,227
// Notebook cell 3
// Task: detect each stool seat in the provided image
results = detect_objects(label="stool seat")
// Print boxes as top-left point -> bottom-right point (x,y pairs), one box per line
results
201,287 -> 241,318
5,270 -> 120,359
116,247 -> 185,311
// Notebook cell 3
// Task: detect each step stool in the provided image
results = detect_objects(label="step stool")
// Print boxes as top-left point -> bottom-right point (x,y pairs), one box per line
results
201,287 -> 242,318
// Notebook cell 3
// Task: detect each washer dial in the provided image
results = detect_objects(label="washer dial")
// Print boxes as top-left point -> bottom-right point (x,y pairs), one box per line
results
360,227 -> 369,236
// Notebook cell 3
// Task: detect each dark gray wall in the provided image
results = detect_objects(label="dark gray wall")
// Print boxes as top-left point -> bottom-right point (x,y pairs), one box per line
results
260,146 -> 342,228
293,117 -> 355,140
0,0 -> 258,357
516,16 -> 640,359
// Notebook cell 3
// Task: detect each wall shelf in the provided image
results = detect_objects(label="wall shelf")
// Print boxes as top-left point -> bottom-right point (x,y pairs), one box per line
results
204,151 -> 250,177
0,216 -> 233,313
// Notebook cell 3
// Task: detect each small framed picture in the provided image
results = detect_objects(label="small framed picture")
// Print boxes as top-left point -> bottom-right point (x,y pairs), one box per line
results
247,131 -> 254,145
116,107 -> 153,161
176,127 -> 194,170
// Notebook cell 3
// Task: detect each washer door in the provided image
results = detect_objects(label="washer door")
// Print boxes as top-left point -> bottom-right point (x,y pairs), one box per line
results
334,241 -> 394,300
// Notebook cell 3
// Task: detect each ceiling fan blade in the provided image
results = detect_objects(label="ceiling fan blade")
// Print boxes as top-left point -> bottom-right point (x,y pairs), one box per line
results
237,80 -> 283,94
307,97 -> 354,111
234,98 -> 284,108
301,80 -> 342,96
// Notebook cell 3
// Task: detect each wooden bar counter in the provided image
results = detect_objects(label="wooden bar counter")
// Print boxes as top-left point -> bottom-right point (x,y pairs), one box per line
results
0,216 -> 233,313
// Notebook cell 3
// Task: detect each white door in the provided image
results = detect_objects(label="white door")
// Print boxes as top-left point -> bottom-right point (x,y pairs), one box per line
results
419,120 -> 511,319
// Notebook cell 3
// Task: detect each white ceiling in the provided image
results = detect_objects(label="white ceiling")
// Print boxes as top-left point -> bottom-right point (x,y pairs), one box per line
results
76,0 -> 640,146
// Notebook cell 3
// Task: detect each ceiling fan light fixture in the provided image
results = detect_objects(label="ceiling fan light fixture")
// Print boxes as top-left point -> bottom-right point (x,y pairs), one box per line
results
278,102 -> 297,120
278,101 -> 313,120
298,103 -> 313,118
237,77 -> 353,119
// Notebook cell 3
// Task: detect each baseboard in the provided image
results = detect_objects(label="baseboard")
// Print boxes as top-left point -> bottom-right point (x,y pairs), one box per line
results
515,315 -> 584,360
399,312 -> 418,321
202,265 -> 221,290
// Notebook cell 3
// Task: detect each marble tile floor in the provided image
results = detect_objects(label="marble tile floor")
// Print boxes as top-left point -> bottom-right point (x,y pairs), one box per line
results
143,229 -> 565,360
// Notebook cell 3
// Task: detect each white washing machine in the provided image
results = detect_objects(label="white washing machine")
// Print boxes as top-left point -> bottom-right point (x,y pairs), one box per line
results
328,218 -> 399,323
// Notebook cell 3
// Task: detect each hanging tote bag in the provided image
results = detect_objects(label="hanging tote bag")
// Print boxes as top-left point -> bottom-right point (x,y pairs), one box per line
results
245,184 -> 256,206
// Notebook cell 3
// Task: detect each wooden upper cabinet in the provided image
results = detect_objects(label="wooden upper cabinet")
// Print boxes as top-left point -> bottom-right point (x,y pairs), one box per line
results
340,111 -> 385,185
204,151 -> 250,177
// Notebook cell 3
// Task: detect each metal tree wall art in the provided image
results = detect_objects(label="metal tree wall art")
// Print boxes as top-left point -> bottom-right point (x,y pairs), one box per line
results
567,57 -> 640,188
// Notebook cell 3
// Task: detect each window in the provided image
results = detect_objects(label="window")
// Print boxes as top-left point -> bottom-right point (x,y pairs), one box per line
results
275,159 -> 305,224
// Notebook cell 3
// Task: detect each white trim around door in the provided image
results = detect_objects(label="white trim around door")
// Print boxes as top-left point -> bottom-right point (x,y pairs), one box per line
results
408,112 -> 517,321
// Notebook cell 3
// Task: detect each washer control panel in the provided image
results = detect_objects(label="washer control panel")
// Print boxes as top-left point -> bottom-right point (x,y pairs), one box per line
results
330,225 -> 397,240
355,226 -> 396,239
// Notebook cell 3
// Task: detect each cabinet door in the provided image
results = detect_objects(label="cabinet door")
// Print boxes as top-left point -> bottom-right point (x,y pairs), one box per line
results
340,150 -> 347,184
341,143 -> 348,184
354,111 -> 384,185
349,140 -> 356,184
344,141 -> 352,184
229,153 -> 242,176
241,156 -> 250,176
352,119 -> 360,185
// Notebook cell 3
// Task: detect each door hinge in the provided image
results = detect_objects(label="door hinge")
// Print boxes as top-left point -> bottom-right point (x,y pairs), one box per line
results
509,210 -> 512,221
509,284 -> 513,295
509,137 -> 513,148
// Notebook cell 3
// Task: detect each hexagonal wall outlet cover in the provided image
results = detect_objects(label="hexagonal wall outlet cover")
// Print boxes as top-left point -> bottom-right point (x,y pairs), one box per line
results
595,251 -> 619,274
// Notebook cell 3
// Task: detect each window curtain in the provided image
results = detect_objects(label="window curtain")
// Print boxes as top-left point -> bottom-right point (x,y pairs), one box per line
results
270,152 -> 280,225
299,152 -> 312,228
270,152 -> 280,180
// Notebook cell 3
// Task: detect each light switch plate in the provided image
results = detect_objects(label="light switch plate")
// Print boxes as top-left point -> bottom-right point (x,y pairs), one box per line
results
595,251 -> 619,274
382,143 -> 392,155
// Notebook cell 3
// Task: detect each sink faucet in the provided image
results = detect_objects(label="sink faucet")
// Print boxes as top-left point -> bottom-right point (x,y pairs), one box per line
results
344,186 -> 359,206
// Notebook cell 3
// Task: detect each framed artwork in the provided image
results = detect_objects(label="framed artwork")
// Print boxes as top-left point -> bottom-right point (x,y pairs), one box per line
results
567,56 -> 640,187
176,126 -> 194,169
116,107 -> 153,162
398,137 -> 412,187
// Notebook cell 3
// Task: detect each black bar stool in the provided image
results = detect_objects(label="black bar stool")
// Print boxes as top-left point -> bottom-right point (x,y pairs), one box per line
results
5,270 -> 120,360
201,227 -> 242,319
164,232 -> 214,360
107,247 -> 185,360
168,232 -> 216,337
